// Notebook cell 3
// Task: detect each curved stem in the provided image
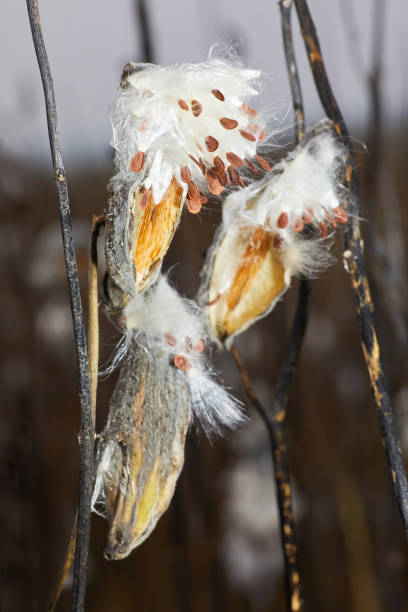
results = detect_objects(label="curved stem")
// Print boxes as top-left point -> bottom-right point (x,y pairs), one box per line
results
25,2 -> 94,609
230,4 -> 308,610
293,0 -> 408,537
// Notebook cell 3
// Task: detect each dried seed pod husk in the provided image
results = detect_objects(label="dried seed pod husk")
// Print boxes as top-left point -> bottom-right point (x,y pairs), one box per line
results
104,176 -> 184,308
200,119 -> 345,346
92,344 -> 190,559
201,224 -> 288,347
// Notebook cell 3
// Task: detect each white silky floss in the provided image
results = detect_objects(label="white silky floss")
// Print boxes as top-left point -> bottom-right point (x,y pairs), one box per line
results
110,52 -> 269,208
124,276 -> 244,436
222,127 -> 348,280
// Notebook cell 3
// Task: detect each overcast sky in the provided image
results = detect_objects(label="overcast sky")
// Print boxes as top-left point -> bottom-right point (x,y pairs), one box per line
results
1,0 -> 407,169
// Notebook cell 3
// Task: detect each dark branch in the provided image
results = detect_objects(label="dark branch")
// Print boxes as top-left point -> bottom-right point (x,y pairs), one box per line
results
231,3 -> 308,610
25,1 -> 94,609
293,0 -> 408,537
134,0 -> 154,63
231,343 -> 304,612
279,0 -> 305,141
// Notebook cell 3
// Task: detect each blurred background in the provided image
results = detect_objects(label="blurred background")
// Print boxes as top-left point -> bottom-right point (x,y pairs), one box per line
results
1,1 -> 408,610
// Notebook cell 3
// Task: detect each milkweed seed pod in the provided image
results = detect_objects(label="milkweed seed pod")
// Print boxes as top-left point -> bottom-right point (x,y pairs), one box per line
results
200,120 -> 348,346
105,51 -> 269,298
92,278 -> 245,558
92,343 -> 191,560
119,275 -> 245,436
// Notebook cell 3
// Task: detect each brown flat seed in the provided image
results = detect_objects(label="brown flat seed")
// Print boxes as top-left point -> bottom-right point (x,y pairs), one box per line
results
241,104 -> 257,117
164,333 -> 177,346
213,156 -> 225,175
189,154 -> 200,166
318,222 -> 329,238
191,99 -> 202,117
218,172 -> 228,186
303,209 -> 314,224
226,152 -> 243,167
293,217 -> 304,232
258,129 -> 266,141
186,199 -> 202,214
180,166 -> 192,183
178,99 -> 189,110
212,89 -> 225,101
189,155 -> 206,175
205,136 -> 219,152
140,190 -> 150,210
130,151 -> 145,173
277,212 -> 288,229
199,195 -> 208,204
244,158 -> 259,174
220,117 -> 238,129
333,206 -> 348,224
239,129 -> 256,142
188,181 -> 200,200
255,154 -> 272,171
207,174 -> 224,195
228,166 -> 241,186
174,355 -> 192,372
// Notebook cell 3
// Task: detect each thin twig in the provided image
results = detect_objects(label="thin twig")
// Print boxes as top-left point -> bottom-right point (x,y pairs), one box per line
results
230,3 -> 307,610
48,515 -> 78,612
280,0 -> 305,142
293,0 -> 408,536
25,2 -> 94,609
48,215 -> 105,611
134,0 -> 154,63
230,342 -> 303,612
89,216 -> 106,425
231,279 -> 310,612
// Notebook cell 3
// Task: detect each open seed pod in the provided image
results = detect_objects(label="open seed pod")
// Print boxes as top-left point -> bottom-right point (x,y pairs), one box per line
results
105,175 -> 184,302
200,119 -> 347,347
104,53 -> 269,304
92,343 -> 190,560
202,224 -> 288,346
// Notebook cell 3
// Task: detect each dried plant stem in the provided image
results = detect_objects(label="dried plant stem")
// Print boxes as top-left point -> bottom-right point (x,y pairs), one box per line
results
293,0 -> 408,535
230,4 -> 308,610
231,345 -> 304,612
134,0 -> 154,63
48,517 -> 78,612
279,0 -> 305,141
48,215 -> 105,611
25,1 -> 94,609
89,216 -> 105,424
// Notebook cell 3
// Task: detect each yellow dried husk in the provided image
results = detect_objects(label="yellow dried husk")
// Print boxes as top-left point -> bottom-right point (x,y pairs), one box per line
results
131,177 -> 184,292
94,345 -> 190,560
205,225 -> 288,345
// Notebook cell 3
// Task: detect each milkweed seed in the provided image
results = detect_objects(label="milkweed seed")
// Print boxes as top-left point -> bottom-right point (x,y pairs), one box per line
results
212,89 -> 225,101
220,117 -> 238,129
277,212 -> 288,228
205,136 -> 219,152
130,151 -> 145,173
178,99 -> 189,110
226,152 -> 243,167
254,154 -> 271,171
191,99 -> 202,117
